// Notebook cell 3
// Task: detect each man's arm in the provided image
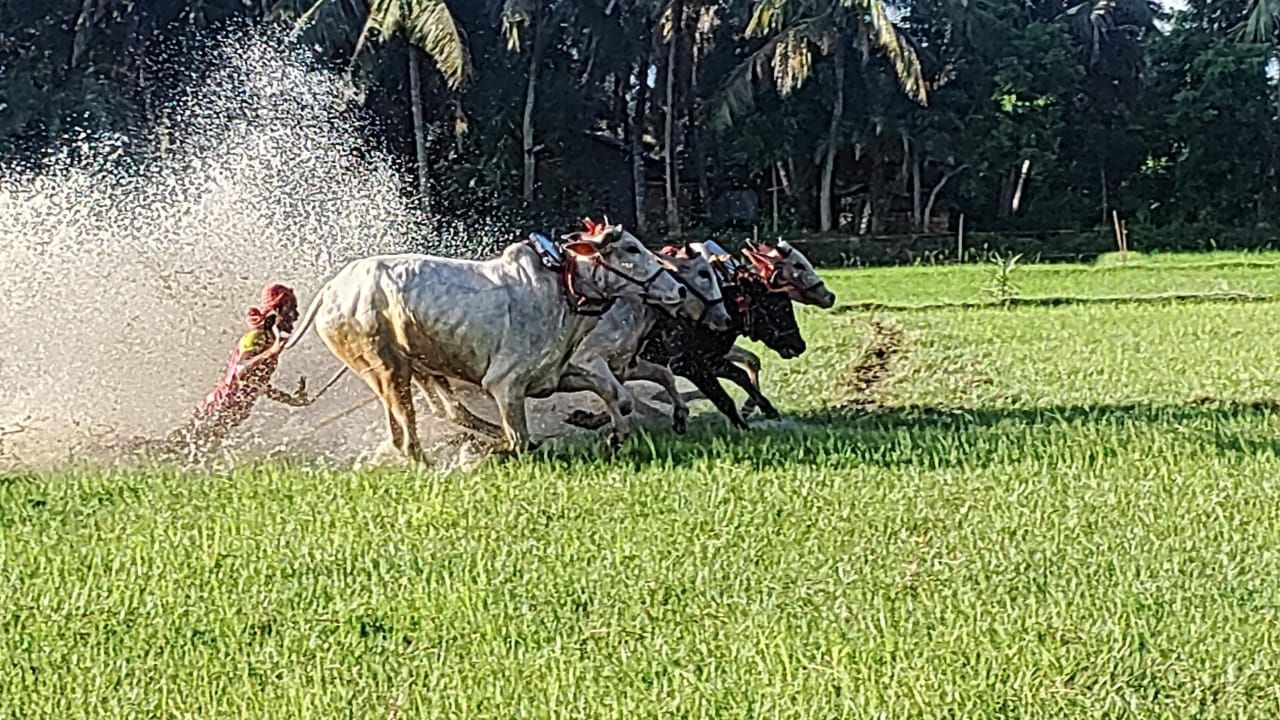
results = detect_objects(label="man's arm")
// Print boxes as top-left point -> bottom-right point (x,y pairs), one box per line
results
234,333 -> 285,380
261,376 -> 309,407
233,332 -> 309,407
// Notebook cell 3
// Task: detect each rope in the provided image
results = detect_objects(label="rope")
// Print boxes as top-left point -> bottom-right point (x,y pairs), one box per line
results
306,366 -> 348,405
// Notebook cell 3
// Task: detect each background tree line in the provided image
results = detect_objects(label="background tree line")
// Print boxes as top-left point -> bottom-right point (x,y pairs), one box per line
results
2,0 -> 1278,244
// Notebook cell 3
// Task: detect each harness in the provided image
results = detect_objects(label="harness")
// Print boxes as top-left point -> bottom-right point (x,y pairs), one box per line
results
731,281 -> 752,332
528,233 -> 665,317
733,274 -> 804,345
671,271 -> 725,326
658,244 -> 730,326
767,271 -> 826,295
758,241 -> 824,295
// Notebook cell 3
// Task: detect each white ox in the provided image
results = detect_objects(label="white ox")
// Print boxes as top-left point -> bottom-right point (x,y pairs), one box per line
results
555,250 -> 731,441
373,245 -> 733,448
287,224 -> 683,456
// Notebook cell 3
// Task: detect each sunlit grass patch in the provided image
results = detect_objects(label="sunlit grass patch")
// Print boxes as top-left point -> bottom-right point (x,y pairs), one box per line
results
6,252 -> 1280,717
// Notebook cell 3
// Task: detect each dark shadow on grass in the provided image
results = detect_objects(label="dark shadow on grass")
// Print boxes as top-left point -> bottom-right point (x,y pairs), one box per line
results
834,291 -> 1275,314
526,398 -> 1280,471
1206,428 -> 1280,458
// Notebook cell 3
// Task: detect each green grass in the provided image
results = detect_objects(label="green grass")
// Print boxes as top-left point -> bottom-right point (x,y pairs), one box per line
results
838,250 -> 1280,306
6,251 -> 1280,718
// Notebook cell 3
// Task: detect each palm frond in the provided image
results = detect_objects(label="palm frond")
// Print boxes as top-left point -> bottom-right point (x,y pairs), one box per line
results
405,1 -> 471,89
747,0 -> 789,37
1238,0 -> 1280,42
351,0 -> 395,60
701,32 -> 786,129
860,0 -> 929,105
772,30 -> 813,95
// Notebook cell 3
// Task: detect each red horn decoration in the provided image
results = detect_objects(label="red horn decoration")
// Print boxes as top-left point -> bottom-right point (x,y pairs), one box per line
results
581,217 -> 600,235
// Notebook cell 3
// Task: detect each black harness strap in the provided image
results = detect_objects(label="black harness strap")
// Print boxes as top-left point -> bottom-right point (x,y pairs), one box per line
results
555,247 -> 666,317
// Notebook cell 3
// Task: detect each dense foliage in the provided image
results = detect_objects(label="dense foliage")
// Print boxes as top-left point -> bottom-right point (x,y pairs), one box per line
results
1,0 -> 1277,239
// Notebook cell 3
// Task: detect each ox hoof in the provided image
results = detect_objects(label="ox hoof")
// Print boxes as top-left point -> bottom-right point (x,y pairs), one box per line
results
496,440 -> 540,457
672,410 -> 689,435
761,407 -> 781,421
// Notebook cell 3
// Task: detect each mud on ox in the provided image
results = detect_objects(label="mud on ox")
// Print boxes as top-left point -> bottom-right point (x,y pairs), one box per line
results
287,222 -> 685,456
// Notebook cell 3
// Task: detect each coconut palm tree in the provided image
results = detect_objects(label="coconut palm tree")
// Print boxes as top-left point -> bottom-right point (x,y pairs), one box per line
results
1060,0 -> 1156,108
276,0 -> 472,208
497,0 -> 567,203
706,0 -> 929,231
1238,0 -> 1280,114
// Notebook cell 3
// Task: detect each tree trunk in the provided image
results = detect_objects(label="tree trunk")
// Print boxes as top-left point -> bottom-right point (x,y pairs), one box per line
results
911,151 -> 923,232
691,125 -> 710,220
522,18 -> 552,203
777,162 -> 792,196
690,20 -> 709,219
630,57 -> 651,230
923,165 -> 967,233
1100,163 -> 1108,226
1011,159 -> 1032,215
408,46 -> 430,212
664,0 -> 684,235
868,151 -> 887,234
998,165 -> 1016,220
819,42 -> 846,232
70,0 -> 95,68
612,72 -> 627,129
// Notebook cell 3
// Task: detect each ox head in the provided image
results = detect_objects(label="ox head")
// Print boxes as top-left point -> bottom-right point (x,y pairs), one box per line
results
561,218 -> 684,309
657,245 -> 732,332
742,241 -> 836,309
738,275 -> 806,359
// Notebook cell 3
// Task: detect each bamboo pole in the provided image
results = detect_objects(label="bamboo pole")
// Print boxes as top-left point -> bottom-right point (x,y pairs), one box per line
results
957,213 -> 965,263
1112,211 -> 1125,261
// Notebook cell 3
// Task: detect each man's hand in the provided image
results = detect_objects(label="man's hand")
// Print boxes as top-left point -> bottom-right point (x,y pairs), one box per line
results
266,332 -> 287,357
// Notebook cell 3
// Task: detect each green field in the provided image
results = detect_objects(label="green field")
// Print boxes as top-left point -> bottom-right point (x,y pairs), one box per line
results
6,251 -> 1280,718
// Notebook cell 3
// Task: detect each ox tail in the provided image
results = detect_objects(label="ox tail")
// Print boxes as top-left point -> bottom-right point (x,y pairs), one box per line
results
285,286 -> 326,351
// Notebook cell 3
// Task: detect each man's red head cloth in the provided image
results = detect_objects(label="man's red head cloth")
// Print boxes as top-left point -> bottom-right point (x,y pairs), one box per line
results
246,283 -> 298,334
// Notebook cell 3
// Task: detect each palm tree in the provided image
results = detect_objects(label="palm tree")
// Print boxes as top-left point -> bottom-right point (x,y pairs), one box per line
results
1238,0 -> 1280,115
277,0 -> 472,208
707,0 -> 929,232
499,0 -> 567,204
657,0 -> 726,235
1060,0 -> 1155,108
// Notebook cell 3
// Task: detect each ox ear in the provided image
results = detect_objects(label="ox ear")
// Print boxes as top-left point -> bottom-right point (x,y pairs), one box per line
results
600,224 -> 624,245
776,240 -> 795,257
561,231 -> 601,257
742,245 -> 778,274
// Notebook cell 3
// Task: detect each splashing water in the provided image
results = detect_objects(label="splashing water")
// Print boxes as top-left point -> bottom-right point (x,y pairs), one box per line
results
0,32 -> 514,470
